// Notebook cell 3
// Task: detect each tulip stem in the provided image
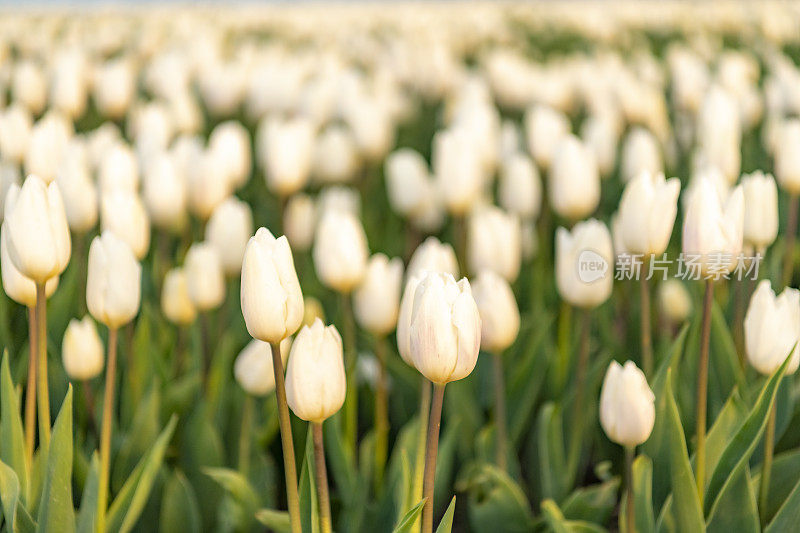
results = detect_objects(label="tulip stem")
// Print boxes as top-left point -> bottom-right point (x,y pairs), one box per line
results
411,379 -> 431,533
625,445 -> 636,533
783,193 -> 798,287
492,352 -> 508,472
556,301 -> 572,393
639,265 -> 653,378
201,311 -> 211,389
340,292 -> 358,458
24,305 -> 36,476
238,394 -> 254,477
270,341 -> 302,533
421,382 -> 445,533
35,283 -> 50,450
312,422 -> 333,533
374,335 -> 389,492
97,326 -> 118,533
568,308 -> 591,477
759,402 -> 777,527
695,279 -> 714,503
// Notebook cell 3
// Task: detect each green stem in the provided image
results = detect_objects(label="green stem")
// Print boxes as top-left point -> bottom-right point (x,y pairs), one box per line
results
238,394 -> 254,476
696,279 -> 714,503
97,326 -> 118,533
271,341 -> 302,533
492,352 -> 508,472
312,422 -> 333,533
556,301 -> 573,393
421,383 -> 445,533
35,283 -> 50,450
24,305 -> 36,477
783,193 -> 799,288
568,308 -> 591,476
340,292 -> 358,458
411,379 -> 431,533
625,445 -> 636,533
759,402 -> 777,527
640,265 -> 652,378
374,335 -> 389,491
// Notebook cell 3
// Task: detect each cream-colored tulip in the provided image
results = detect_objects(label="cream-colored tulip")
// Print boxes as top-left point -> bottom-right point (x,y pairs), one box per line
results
618,171 -> 681,255
498,152 -> 541,220
581,115 -> 618,178
0,222 -> 58,307
12,60 -> 46,115
99,143 -> 139,195
385,148 -> 431,217
468,206 -> 521,282
599,361 -> 655,447
206,197 -> 253,276
524,104 -> 570,170
549,135 -> 600,220
432,127 -> 483,216
396,274 -> 422,368
354,254 -> 404,336
93,58 -> 135,119
407,237 -> 459,281
87,231 -> 141,329
0,104 -> 32,164
744,280 -> 800,375
161,268 -> 196,326
234,338 -> 289,396
186,150 -> 231,220
101,191 -> 150,260
260,115 -> 314,197
657,279 -> 692,325
56,153 -> 97,234
62,316 -> 104,381
312,124 -> 360,184
472,270 -> 520,353
775,119 -> 800,195
556,219 -> 613,309
143,152 -> 187,232
313,209 -> 368,293
0,163 -> 20,221
185,242 -> 225,312
208,121 -> 251,189
742,171 -> 779,252
620,127 -> 663,183
24,112 -> 72,183
283,193 -> 316,253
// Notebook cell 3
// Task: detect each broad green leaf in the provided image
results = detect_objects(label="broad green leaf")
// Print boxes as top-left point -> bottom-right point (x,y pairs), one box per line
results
508,314 -> 552,445
701,389 -> 747,485
112,383 -> 161,490
537,403 -> 567,502
434,496 -> 455,533
561,477 -> 619,525
706,465 -> 758,533
392,498 -> 426,533
708,302 -> 747,410
540,499 -> 607,533
459,464 -> 534,533
0,459 -> 36,533
202,467 -> 259,529
632,456 -> 655,533
255,508 -> 291,532
298,430 -> 319,533
37,387 -> 75,533
159,471 -> 201,533
0,351 -> 27,502
766,474 -> 800,533
752,449 -> 800,523
76,454 -> 100,533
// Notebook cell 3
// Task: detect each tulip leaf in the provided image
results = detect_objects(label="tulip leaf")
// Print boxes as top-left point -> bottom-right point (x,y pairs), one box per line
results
458,463 -> 534,533
620,455 -> 655,533
76,454 -> 100,533
202,467 -> 259,529
37,386 -> 75,533
703,352 -> 790,518
540,499 -> 607,533
752,449 -> 800,523
0,350 -> 27,502
392,498 -> 426,533
0,459 -> 36,533
537,402 -> 568,502
765,473 -> 800,533
709,301 -> 747,409
255,508 -> 291,532
561,477 -> 620,525
434,496 -> 455,533
700,389 -> 747,486
160,471 -> 202,533
298,429 -> 320,533
664,370 -> 705,532
705,465 -> 759,533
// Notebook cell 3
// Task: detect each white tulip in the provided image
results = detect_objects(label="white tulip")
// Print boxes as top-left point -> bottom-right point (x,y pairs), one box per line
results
581,115 -> 618,178
12,60 -> 46,115
101,191 -> 150,260
472,270 -> 520,353
205,197 -> 253,276
0,222 -> 58,307
498,152 -> 541,220
549,135 -> 600,220
599,361 -> 655,447
186,150 -> 231,220
620,127 -> 663,183
208,121 -> 251,189
433,127 -> 484,216
62,316 -> 104,381
260,115 -> 314,197
407,237 -> 459,281
99,143 -> 139,195
744,280 -> 800,375
93,58 -> 135,119
0,104 -> 32,164
396,274 -> 422,367
312,125 -> 360,184
283,193 -> 316,253
24,112 -> 72,183
467,205 -> 521,281
185,242 -> 225,312
524,104 -> 570,170
87,231 -> 141,329
0,162 -> 21,220
556,219 -> 613,309
142,152 -> 187,232
775,119 -> 800,195
618,172 -> 681,255
742,171 -> 779,252
353,254 -> 404,336
313,209 -> 369,293
385,148 -> 431,217
161,268 -> 196,326
657,279 -> 692,325
234,338 -> 289,397
56,149 -> 97,234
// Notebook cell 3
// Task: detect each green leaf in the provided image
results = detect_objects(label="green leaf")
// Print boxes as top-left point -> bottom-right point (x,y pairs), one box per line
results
752,449 -> 800,522
434,496 -> 455,533
561,478 -> 620,525
537,403 -> 567,502
0,350 -> 27,502
508,314 -> 552,445
766,474 -> 800,533
459,464 -> 534,533
297,430 -> 319,533
708,302 -> 747,409
704,353 -> 790,517
112,384 -> 161,490
159,471 -> 201,533
256,508 -> 291,532
664,371 -> 704,532
706,465 -> 758,533
631,456 -> 655,533
0,459 -> 36,533
541,499 -> 607,533
76,454 -> 100,533
392,498 -> 426,533
37,386 -> 75,533
202,467 -> 259,529
701,389 -> 748,485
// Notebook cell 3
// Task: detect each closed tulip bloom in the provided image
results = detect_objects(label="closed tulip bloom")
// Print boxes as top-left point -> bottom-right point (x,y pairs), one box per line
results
620,127 -> 663,183
93,58 -> 135,119
468,206 -> 521,281
161,268 -> 196,326
317,186 -> 361,218
385,148 -> 431,217
433,128 -> 484,215
4,175 -> 71,283
682,179 -> 744,276
260,115 -> 314,197
303,297 -> 326,327
62,316 -> 104,381
56,155 -> 97,234
408,272 -> 481,384
741,171 -> 779,252
745,280 -> 800,375
186,150 -> 231,220
0,163 -> 20,221
12,60 -> 46,115
581,115 -> 618,178
549,135 -> 600,220
775,120 -> 800,195
101,191 -> 150,260
24,113 -> 72,184
313,209 -> 368,293
208,121 -> 251,189
354,254 -> 404,336
396,274 -> 422,367
524,104 -> 570,170
206,197 -> 253,276
283,193 -> 316,253
234,338 -> 289,396
618,171 -> 681,255
285,319 -> 346,422
472,270 -> 520,353
143,152 -> 187,232
658,279 -> 692,325
241,227 -> 304,343
498,152 -> 541,220
50,49 -> 88,118
407,237 -> 459,280
1,222 -> 58,307
0,104 -> 32,164
312,125 -> 360,184
99,143 -> 139,194
556,219 -> 614,309
599,361 -> 655,447
185,242 -> 225,312
87,231 -> 141,329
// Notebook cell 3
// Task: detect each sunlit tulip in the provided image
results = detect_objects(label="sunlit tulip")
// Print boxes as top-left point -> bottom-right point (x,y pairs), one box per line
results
353,254 -> 404,336
432,127 -> 483,215
599,361 -> 655,447
161,268 -> 196,326
312,124 -> 360,183
206,197 -> 253,276
12,60 -> 46,115
99,143 -> 139,194
472,270 -> 520,353
93,58 -> 135,119
283,193 -> 316,253
524,104 -> 570,170
85,123 -> 121,171
208,121 -> 251,189
285,319 -> 346,422
24,113 -> 72,183
618,172 -> 681,255
498,152 -> 541,220
549,135 -> 600,220
317,186 -> 361,218
4,175 -> 71,283
775,119 -> 800,195
185,242 -> 225,312
385,148 -> 431,217
87,231 -> 141,329
0,222 -> 58,307
50,49 -> 88,118
234,338 -> 289,396
345,98 -> 395,162
396,274 -> 422,368
313,209 -> 369,293
581,115 -> 618,178
186,150 -> 231,220
241,228 -> 304,343
697,85 -> 741,184
303,297 -> 326,327
0,104 -> 32,164
101,191 -> 150,260
62,316 -> 104,381
555,219 -> 613,308
741,171 -> 779,252
408,272 -> 481,384
620,127 -> 662,183
744,280 -> 800,375
0,163 -> 21,220
143,152 -> 187,232
56,153 -> 97,234
260,115 -> 315,197
407,236 -> 459,280
468,206 -> 521,281
130,102 -> 174,163
657,279 -> 692,325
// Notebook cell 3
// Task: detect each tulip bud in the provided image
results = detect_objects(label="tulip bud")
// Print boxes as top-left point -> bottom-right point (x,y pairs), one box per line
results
498,152 -> 541,220
12,60 -> 46,116
24,112 -> 72,184
524,104 -> 570,170
775,119 -> 800,195
468,205 -> 521,282
93,58 -> 135,119
697,85 -> 741,184
354,254 -> 404,336
407,237 -> 459,281
186,150 -> 231,220
234,338 -> 289,396
556,219 -> 613,309
161,267 -> 196,326
682,179 -> 744,276
99,143 -> 139,195
285,319 -> 346,422
87,231 -> 141,329
317,186 -> 361,218
741,171 -> 779,252
433,127 -> 484,216
744,280 -> 800,375
385,148 -> 431,217
620,127 -> 663,183
62,316 -> 104,381
4,175 -> 71,283
0,162 -> 21,220
283,193 -> 316,253
396,274 -> 422,367
0,104 -> 32,164
618,171 -> 681,255
313,209 -> 368,293
1,222 -> 58,307
259,115 -> 314,197
581,115 -> 618,178
56,149 -> 97,234
472,270 -> 520,353
241,227 -> 304,343
312,124 -> 360,184
185,242 -> 225,312
208,121 -> 251,189
549,135 -> 600,220
143,152 -> 187,232
599,361 -> 655,447
408,272 -> 481,384
303,297 -> 326,327
206,197 -> 253,276
658,279 -> 692,325
344,98 -> 395,162
50,49 -> 88,119
101,191 -> 151,260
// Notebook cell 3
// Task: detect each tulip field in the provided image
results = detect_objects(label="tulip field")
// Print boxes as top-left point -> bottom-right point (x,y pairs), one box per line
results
5,1 -> 800,532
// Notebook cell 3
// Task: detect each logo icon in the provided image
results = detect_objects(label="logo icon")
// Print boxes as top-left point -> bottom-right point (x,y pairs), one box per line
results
577,249 -> 608,283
